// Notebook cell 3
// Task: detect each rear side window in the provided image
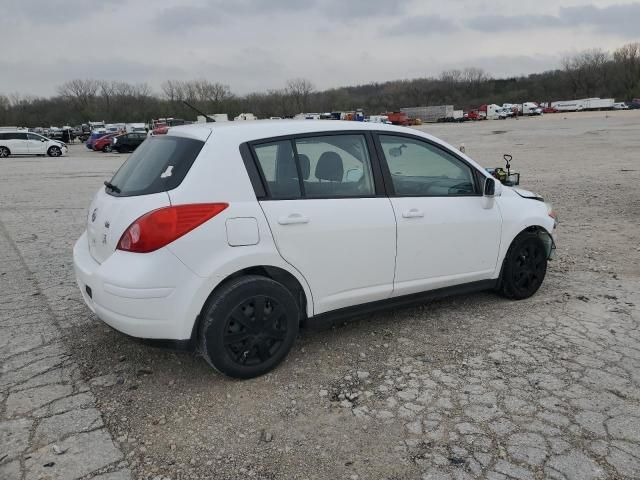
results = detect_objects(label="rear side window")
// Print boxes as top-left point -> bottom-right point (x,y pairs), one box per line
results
253,140 -> 301,199
107,135 -> 204,197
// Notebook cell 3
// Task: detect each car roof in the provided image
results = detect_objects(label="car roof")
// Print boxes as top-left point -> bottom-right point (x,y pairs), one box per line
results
167,120 -> 433,143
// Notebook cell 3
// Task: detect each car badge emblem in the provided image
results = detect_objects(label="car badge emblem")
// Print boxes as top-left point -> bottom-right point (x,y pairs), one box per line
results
104,221 -> 110,229
102,234 -> 107,245
91,208 -> 97,222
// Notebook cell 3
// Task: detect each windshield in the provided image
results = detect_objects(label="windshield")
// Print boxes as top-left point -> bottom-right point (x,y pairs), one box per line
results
107,135 -> 204,197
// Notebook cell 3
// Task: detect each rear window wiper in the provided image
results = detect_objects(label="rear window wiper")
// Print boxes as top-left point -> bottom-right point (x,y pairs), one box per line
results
104,181 -> 121,193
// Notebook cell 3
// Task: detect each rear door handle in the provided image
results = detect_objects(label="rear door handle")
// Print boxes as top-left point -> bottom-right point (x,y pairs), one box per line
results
402,208 -> 424,218
278,213 -> 309,225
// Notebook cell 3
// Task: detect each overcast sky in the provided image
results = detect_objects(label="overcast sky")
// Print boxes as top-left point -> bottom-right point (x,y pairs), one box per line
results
1,0 -> 638,97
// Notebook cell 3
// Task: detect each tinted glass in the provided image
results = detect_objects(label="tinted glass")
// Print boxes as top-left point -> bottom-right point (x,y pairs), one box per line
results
5,132 -> 28,140
254,140 -> 301,198
27,133 -> 43,141
380,135 -> 476,196
108,135 -> 204,197
294,134 -> 374,197
0,133 -> 7,140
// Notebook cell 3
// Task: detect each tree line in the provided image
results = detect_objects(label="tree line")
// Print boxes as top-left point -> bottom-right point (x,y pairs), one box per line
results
1,42 -> 638,127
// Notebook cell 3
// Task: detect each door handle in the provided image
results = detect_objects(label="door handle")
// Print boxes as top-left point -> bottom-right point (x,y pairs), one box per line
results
402,208 -> 424,218
278,213 -> 309,225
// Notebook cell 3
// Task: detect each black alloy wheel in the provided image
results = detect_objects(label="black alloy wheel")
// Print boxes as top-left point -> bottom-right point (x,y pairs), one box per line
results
498,232 -> 548,300
199,275 -> 299,378
223,296 -> 288,367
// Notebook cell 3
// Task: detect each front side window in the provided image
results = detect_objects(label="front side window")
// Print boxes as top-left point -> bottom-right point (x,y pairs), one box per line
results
27,133 -> 43,141
379,135 -> 477,196
294,134 -> 374,197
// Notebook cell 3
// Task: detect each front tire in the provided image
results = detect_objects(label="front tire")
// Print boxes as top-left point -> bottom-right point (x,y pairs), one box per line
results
199,275 -> 299,379
497,232 -> 548,300
47,146 -> 61,157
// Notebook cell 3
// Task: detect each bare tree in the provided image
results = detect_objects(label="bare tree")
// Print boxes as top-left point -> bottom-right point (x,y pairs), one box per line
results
286,78 -> 315,113
57,79 -> 100,112
614,42 -> 640,98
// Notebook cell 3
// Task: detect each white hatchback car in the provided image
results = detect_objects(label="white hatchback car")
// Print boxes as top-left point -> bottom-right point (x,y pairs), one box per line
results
74,121 -> 557,378
0,130 -> 68,157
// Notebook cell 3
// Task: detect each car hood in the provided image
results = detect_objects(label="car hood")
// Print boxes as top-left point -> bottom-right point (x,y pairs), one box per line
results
511,187 -> 544,202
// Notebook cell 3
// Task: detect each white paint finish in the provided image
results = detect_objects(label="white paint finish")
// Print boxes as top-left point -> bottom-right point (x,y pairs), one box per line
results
226,217 -> 259,246
259,198 -> 397,314
391,196 -> 502,296
73,120 -> 556,341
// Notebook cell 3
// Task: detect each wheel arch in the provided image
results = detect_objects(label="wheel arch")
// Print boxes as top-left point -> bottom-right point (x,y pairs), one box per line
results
497,224 -> 554,280
189,264 -> 311,342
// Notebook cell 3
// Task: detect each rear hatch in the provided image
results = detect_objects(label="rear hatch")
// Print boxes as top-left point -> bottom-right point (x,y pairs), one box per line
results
86,133 -> 207,264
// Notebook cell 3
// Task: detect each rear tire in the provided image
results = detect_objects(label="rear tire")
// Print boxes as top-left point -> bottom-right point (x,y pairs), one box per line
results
104,144 -> 112,153
497,232 -> 548,300
0,147 -> 9,158
199,275 -> 299,379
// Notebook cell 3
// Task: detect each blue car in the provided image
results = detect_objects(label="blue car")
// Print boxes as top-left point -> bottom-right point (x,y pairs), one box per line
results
86,132 -> 109,150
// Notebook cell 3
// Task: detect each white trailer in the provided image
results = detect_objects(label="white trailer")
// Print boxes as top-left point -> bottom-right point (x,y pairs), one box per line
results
582,98 -> 614,110
485,104 -> 503,120
401,105 -> 454,123
552,100 -> 586,112
126,123 -> 147,133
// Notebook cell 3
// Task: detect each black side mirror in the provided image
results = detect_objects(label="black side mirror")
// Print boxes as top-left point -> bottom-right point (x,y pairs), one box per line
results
41,138 -> 46,142
484,177 -> 496,196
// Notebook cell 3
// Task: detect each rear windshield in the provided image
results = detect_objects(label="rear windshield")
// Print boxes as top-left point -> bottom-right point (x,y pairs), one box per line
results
107,135 -> 204,197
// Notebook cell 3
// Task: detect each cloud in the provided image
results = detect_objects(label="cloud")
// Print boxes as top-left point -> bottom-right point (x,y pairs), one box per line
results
153,0 -> 409,32
3,0 -> 123,24
385,15 -> 459,36
466,14 -> 561,31
560,3 -> 640,36
467,2 -> 640,36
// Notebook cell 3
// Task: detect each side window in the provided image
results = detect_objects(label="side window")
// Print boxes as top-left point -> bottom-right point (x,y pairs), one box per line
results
0,133 -> 7,140
293,134 -> 374,198
254,140 -> 301,199
7,132 -> 28,140
379,135 -> 477,196
27,133 -> 42,141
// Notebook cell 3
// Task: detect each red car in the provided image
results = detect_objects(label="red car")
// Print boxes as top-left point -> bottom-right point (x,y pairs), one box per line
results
93,133 -> 118,152
542,107 -> 558,114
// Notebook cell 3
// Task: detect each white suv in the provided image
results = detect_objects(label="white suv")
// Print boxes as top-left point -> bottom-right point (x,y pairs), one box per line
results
0,130 -> 68,157
73,121 -> 557,378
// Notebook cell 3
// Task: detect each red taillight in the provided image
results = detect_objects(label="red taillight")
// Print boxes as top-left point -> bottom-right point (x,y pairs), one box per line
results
117,203 -> 228,253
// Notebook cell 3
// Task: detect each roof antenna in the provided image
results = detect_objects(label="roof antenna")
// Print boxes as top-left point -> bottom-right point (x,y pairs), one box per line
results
182,101 -> 216,122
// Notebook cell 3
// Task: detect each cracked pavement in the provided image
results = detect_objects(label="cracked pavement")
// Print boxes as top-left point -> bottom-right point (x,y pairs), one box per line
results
1,111 -> 639,479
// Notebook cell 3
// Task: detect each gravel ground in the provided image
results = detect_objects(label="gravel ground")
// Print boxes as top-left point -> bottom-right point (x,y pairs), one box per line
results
1,111 -> 639,480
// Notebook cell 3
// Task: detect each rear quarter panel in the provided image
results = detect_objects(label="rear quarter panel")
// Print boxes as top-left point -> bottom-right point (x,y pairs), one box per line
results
166,133 -> 315,318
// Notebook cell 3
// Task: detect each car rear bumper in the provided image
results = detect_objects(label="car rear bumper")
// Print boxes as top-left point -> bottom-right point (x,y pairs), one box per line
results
73,231 -> 202,340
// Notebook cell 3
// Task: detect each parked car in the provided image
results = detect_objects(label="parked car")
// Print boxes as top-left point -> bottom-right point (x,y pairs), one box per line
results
111,132 -> 147,153
542,107 -> 558,114
73,121 -> 557,378
0,130 -> 67,158
86,131 -> 109,150
93,133 -> 118,152
613,102 -> 630,110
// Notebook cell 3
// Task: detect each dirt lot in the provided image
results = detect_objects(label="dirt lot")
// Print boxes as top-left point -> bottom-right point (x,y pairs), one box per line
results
1,111 -> 639,480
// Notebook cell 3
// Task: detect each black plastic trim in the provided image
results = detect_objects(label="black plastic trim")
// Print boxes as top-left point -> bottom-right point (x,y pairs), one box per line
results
309,279 -> 497,326
239,143 -> 266,199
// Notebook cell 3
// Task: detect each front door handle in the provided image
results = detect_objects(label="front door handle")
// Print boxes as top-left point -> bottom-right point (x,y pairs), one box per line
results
278,213 -> 309,225
402,208 -> 424,218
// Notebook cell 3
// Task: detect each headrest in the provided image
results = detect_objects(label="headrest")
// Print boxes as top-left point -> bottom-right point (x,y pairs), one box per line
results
298,154 -> 311,180
315,152 -> 343,182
